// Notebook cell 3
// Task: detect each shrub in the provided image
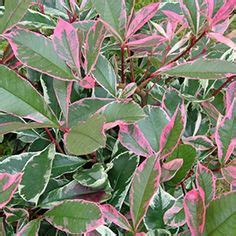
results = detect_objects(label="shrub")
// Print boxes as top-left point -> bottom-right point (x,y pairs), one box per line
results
0,0 -> 236,235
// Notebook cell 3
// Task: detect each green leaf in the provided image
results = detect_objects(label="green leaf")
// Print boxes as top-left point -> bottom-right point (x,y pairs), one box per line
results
0,153 -> 36,174
108,152 -> 139,209
102,101 -> 145,124
137,106 -> 169,152
92,0 -> 126,41
0,121 -> 54,136
73,163 -> 108,188
130,156 -> 161,230
44,200 -> 103,234
16,219 -> 41,236
144,187 -> 175,230
69,98 -> 113,127
163,59 -> 236,79
204,192 -> 236,235
4,28 -> 74,80
0,65 -> 58,126
93,55 -> 117,97
19,145 -> 55,204
0,0 -> 31,33
39,180 -> 110,208
65,115 -> 106,155
167,144 -> 196,185
51,153 -> 88,178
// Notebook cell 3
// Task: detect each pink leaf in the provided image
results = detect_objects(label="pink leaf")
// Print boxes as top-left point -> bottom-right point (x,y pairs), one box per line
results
79,75 -> 96,89
52,18 -> 80,70
183,189 -> 206,236
0,173 -> 22,209
208,32 -> 236,50
226,81 -> 236,113
100,204 -> 132,231
126,3 -> 160,39
196,162 -> 216,205
160,158 -> 183,182
210,0 -> 236,27
118,124 -> 154,158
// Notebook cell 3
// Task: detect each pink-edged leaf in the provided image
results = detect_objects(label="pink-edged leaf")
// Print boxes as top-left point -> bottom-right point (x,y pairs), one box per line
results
45,200 -> 104,234
79,75 -> 96,89
222,159 -> 236,186
4,28 -> 74,81
201,101 -> 221,121
52,18 -> 80,70
130,156 -> 161,230
16,219 -> 41,236
161,159 -> 183,183
183,135 -> 214,151
226,81 -> 236,113
118,124 -> 154,158
183,189 -> 206,236
126,3 -> 160,39
84,20 -> 106,74
0,173 -> 22,209
196,162 -> 216,205
162,10 -> 185,24
126,34 -> 166,48
211,0 -> 236,27
163,200 -> 186,227
100,204 -> 132,231
92,0 -> 126,42
119,82 -> 137,99
159,104 -> 186,158
215,99 -> 236,163
208,32 -> 236,50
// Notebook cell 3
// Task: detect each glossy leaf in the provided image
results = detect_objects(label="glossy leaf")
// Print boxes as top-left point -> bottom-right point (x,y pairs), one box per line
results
215,100 -> 236,163
145,187 -> 175,230
92,55 -> 117,97
100,204 -> 132,231
108,152 -> 139,209
118,124 -> 154,157
196,162 -> 216,205
85,20 -> 106,74
0,65 -> 58,126
204,192 -> 236,235
19,145 -> 55,204
52,18 -> 80,70
163,59 -> 236,79
159,105 -> 186,158
73,163 -> 108,188
92,0 -> 126,41
4,28 -> 74,80
65,115 -> 106,155
130,156 -> 161,230
126,3 -> 160,38
44,200 -> 104,234
16,219 -> 41,236
137,106 -> 169,153
0,0 -> 31,33
183,189 -> 206,236
51,154 -> 88,178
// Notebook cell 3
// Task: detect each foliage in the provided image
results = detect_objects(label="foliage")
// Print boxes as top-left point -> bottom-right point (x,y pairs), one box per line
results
0,0 -> 236,235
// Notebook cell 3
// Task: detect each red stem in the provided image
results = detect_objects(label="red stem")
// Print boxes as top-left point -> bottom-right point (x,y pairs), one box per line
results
45,128 -> 64,154
121,44 -> 126,83
212,76 -> 236,97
